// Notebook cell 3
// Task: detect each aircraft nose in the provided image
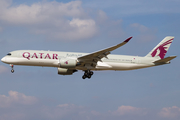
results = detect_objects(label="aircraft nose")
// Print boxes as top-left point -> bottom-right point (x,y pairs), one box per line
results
1,57 -> 6,63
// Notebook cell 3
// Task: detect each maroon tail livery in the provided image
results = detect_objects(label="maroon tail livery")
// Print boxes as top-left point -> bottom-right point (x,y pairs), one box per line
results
146,36 -> 174,59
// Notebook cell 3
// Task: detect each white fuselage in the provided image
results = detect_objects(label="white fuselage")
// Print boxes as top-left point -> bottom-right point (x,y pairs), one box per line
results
1,36 -> 175,79
1,50 -> 159,71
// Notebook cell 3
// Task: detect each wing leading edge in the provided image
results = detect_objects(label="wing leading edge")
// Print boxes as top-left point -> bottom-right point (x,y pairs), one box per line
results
78,37 -> 132,63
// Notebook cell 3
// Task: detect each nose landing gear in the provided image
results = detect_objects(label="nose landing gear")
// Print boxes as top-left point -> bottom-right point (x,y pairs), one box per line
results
10,64 -> 14,73
82,70 -> 93,79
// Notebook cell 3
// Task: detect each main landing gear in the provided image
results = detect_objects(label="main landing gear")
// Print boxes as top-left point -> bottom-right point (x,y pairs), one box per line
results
10,64 -> 14,73
82,70 -> 93,79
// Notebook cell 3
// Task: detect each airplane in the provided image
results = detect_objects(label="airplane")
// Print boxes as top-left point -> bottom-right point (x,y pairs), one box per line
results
1,36 -> 176,79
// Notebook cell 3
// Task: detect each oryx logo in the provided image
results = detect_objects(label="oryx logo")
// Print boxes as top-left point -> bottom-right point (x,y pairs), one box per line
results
151,39 -> 173,59
64,60 -> 69,64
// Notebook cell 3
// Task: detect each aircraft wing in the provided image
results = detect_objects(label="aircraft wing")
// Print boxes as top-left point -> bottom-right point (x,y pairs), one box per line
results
78,37 -> 132,63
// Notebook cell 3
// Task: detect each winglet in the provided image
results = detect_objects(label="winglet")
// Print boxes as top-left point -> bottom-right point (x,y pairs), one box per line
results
124,37 -> 133,42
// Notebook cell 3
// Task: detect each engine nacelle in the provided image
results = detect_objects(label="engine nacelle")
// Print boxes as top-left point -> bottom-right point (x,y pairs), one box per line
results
57,68 -> 77,75
59,58 -> 77,68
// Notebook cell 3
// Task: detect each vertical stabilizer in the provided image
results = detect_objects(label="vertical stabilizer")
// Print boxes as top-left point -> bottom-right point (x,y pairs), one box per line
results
145,36 -> 174,59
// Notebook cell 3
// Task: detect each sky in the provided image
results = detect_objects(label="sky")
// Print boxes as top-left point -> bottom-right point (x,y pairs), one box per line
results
0,0 -> 180,119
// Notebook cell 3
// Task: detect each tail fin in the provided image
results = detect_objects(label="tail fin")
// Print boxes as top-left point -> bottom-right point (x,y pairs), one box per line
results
145,36 -> 174,59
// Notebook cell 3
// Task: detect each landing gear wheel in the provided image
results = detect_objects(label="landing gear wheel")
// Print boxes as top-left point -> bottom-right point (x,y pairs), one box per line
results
87,75 -> 91,79
84,72 -> 88,76
82,70 -> 93,79
90,71 -> 93,75
11,69 -> 14,73
10,64 -> 14,73
82,75 -> 86,79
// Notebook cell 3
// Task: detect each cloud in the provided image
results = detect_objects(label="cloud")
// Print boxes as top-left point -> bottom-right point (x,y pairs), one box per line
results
30,105 -> 150,120
0,0 -> 98,41
0,91 -> 179,120
96,10 -> 108,24
129,23 -> 157,42
158,106 -> 180,118
84,0 -> 180,15
0,91 -> 37,107
0,0 -> 160,42
0,65 -> 8,74
0,0 -> 84,25
130,23 -> 149,33
110,105 -> 147,116
41,18 -> 97,40
97,16 -> 125,39
42,104 -> 87,119
0,0 -> 12,9
0,92 -> 149,120
0,91 -> 88,120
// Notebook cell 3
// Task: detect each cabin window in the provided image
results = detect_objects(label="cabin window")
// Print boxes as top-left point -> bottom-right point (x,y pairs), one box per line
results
7,53 -> 11,56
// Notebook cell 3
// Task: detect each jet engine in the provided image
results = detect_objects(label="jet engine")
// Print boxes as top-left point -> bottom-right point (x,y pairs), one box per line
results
59,58 -> 78,68
57,68 -> 77,75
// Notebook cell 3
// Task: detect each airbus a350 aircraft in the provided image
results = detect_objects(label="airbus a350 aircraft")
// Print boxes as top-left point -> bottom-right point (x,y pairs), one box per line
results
1,36 -> 176,79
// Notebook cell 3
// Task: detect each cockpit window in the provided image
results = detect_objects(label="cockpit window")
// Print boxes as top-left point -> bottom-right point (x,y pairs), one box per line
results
7,53 -> 11,56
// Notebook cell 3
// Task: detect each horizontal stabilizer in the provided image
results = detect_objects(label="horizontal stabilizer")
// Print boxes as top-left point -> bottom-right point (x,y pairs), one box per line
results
153,56 -> 177,63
